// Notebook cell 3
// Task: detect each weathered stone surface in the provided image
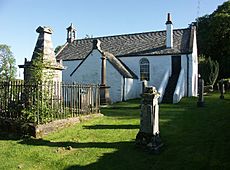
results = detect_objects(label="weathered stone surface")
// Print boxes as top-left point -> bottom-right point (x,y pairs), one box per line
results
35,113 -> 103,138
0,113 -> 103,138
136,86 -> 163,153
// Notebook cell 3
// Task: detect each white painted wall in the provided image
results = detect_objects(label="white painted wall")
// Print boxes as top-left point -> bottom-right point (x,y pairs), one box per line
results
106,61 -> 123,102
158,69 -> 170,103
192,28 -> 198,97
62,60 -> 81,83
68,49 -> 124,103
124,78 -> 141,100
173,69 -> 185,103
119,55 -> 172,90
70,50 -> 101,84
62,47 -> 198,103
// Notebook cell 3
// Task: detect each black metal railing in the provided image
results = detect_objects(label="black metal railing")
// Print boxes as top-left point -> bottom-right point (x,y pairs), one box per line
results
0,81 -> 100,124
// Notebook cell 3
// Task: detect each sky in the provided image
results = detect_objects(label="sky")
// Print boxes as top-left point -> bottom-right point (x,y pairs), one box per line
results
0,0 -> 228,78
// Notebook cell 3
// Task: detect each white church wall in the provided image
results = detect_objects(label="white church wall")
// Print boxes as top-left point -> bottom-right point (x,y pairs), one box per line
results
177,53 -> 198,98
183,29 -> 198,97
63,50 -> 197,103
69,49 -> 123,103
124,78 -> 141,100
62,60 -> 81,83
158,69 -> 170,103
70,50 -> 101,84
192,30 -> 198,97
173,69 -> 185,103
106,61 -> 123,103
119,55 -> 171,90
187,52 -> 198,97
181,54 -> 188,96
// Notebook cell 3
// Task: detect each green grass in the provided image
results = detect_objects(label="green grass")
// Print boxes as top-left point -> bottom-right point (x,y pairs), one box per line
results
0,92 -> 230,170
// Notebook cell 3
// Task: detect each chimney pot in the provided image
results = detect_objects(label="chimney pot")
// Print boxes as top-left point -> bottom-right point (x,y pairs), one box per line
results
166,13 -> 172,25
165,13 -> 173,48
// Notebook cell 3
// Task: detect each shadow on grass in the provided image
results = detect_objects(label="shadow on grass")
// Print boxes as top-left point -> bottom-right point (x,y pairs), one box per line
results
19,138 -> 157,170
19,138 -> 131,149
0,131 -> 23,140
83,124 -> 139,129
9,94 -> 230,169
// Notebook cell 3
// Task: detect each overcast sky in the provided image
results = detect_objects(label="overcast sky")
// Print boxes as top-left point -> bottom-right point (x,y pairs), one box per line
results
0,0 -> 227,78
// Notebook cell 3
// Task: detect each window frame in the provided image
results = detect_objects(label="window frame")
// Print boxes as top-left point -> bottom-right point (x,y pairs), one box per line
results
139,58 -> 150,81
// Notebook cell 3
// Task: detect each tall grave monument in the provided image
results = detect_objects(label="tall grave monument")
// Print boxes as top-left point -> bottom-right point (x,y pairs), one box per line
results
136,86 -> 163,153
19,26 -> 64,83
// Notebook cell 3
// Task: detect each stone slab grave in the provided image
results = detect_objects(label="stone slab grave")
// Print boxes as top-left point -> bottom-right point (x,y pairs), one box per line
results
0,113 -> 103,138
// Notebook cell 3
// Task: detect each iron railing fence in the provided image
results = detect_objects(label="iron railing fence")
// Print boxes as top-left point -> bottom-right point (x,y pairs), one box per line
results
0,81 -> 100,124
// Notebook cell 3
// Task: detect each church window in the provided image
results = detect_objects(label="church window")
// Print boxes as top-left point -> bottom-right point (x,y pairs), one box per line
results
140,58 -> 150,81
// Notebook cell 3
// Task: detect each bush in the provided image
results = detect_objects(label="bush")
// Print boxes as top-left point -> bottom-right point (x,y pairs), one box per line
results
198,56 -> 219,86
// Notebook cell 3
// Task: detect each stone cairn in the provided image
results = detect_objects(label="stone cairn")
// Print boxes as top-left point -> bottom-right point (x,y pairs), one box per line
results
135,84 -> 163,153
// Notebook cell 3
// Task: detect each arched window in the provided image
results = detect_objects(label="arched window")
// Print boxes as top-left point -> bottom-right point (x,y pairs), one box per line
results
140,58 -> 150,81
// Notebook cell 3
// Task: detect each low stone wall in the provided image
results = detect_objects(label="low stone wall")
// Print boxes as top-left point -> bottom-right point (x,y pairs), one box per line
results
0,113 -> 103,138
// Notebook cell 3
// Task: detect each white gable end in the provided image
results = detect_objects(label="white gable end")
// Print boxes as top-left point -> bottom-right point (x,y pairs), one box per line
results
62,60 -> 81,83
71,50 -> 101,84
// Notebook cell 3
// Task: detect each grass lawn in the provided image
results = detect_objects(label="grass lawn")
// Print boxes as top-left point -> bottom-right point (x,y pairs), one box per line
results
0,92 -> 230,170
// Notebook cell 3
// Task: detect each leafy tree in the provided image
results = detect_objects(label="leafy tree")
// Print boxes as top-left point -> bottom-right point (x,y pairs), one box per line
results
54,45 -> 64,54
197,1 -> 230,78
198,55 -> 219,86
0,44 -> 17,81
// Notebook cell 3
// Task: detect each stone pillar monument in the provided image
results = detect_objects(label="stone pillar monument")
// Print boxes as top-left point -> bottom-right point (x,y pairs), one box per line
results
142,80 -> 148,94
19,26 -> 64,83
99,52 -> 111,105
135,86 -> 163,153
92,39 -> 111,105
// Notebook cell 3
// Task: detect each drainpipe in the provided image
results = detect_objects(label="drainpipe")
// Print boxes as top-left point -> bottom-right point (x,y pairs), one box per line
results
186,54 -> 189,97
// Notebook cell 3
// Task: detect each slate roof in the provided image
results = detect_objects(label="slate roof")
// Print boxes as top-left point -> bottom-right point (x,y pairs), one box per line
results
56,27 -> 194,61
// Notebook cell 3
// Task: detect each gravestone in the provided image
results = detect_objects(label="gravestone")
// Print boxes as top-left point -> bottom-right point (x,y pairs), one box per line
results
197,77 -> 205,107
135,86 -> 163,153
219,79 -> 225,99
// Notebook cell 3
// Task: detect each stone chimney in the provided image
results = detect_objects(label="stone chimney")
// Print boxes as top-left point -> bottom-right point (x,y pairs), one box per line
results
66,23 -> 76,43
165,13 -> 173,48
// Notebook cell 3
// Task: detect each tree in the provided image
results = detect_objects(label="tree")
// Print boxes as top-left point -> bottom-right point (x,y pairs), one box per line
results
197,1 -> 230,78
0,44 -> 17,81
54,45 -> 64,54
198,55 -> 219,86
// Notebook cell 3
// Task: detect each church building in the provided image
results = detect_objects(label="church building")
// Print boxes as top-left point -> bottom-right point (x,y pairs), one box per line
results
56,13 -> 198,103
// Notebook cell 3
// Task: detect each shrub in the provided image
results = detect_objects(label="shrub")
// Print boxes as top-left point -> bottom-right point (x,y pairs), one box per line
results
198,56 -> 219,86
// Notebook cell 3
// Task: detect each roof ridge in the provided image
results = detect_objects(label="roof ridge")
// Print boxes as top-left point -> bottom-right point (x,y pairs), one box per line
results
74,28 -> 189,42
57,27 -> 192,61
